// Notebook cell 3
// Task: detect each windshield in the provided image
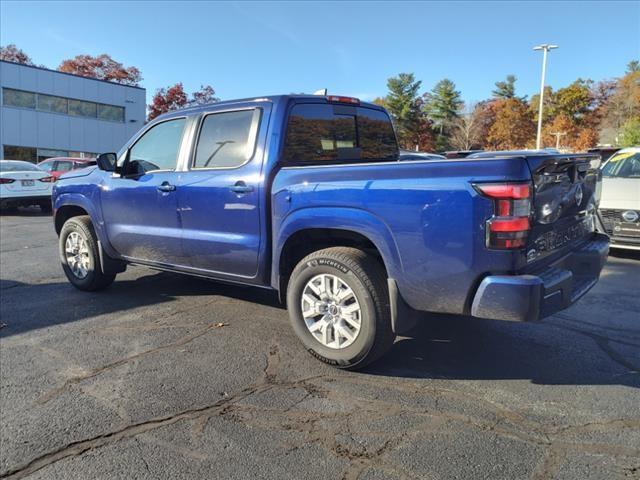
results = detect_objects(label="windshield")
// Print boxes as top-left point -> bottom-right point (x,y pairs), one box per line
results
601,151 -> 640,178
0,161 -> 41,172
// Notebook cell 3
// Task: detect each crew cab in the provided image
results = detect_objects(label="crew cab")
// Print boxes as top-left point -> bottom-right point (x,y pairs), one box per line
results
52,95 -> 608,369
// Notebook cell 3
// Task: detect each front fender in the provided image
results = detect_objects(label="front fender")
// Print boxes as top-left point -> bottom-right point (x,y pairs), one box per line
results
272,206 -> 403,288
53,191 -> 118,259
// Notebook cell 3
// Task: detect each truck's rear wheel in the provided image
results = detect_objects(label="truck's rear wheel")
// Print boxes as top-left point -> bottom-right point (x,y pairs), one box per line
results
287,247 -> 395,370
59,216 -> 116,291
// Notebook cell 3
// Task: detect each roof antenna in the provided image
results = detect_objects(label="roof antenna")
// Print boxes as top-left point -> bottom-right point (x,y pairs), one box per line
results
313,88 -> 328,96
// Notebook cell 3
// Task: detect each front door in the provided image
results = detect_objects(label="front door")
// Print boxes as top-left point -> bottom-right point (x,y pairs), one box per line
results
101,117 -> 187,266
177,108 -> 264,278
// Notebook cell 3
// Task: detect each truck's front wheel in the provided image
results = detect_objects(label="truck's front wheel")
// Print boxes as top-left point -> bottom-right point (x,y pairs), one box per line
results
59,216 -> 116,291
287,247 -> 395,370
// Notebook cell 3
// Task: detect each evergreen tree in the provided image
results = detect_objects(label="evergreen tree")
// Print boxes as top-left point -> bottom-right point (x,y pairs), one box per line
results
423,79 -> 463,150
384,73 -> 424,149
492,75 -> 519,99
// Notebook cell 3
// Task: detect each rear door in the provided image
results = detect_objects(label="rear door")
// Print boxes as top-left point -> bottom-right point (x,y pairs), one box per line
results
177,107 -> 266,278
101,117 -> 187,265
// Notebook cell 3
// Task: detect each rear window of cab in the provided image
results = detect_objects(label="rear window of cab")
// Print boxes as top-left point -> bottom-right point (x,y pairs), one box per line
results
282,104 -> 398,165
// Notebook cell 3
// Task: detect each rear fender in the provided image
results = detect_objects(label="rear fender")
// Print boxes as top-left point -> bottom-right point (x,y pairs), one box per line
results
272,207 -> 403,289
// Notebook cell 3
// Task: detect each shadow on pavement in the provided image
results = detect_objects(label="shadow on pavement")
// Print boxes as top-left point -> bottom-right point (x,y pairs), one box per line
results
2,265 -> 638,388
0,271 -> 282,338
364,310 -> 640,388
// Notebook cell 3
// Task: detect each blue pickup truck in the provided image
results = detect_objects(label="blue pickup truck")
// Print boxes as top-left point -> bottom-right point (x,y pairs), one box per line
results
52,94 -> 609,369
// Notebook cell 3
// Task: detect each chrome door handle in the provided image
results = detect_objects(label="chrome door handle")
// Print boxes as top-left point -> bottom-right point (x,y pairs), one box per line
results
229,182 -> 254,194
157,182 -> 176,192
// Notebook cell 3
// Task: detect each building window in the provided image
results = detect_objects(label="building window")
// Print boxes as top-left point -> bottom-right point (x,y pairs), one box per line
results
3,88 -> 36,109
38,94 -> 68,114
2,145 -> 97,163
69,99 -> 97,118
69,151 -> 98,159
3,145 -> 37,162
2,88 -> 124,122
37,148 -> 69,163
98,104 -> 124,122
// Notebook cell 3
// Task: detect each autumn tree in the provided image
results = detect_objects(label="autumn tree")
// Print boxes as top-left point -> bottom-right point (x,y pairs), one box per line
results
600,66 -> 640,144
0,44 -> 36,65
450,103 -> 484,150
58,54 -> 142,86
552,79 -> 593,124
189,85 -> 219,106
627,60 -> 640,73
620,117 -> 640,147
487,98 -> 535,150
148,83 -> 219,121
423,79 -> 463,150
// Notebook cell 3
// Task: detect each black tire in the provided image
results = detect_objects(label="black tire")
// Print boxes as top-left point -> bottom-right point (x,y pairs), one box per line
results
39,201 -> 52,213
287,247 -> 395,370
59,215 -> 116,291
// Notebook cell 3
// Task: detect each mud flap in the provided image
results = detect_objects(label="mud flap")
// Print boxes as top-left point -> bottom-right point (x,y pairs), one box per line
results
97,240 -> 127,275
388,278 -> 419,335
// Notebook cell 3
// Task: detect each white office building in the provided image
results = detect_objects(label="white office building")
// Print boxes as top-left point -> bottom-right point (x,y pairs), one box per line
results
0,60 -> 146,162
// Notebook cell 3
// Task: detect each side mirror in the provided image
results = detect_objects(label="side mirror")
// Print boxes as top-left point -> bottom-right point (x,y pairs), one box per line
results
96,152 -> 117,172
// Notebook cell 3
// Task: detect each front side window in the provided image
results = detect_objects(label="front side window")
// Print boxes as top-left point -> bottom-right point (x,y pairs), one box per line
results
602,152 -> 640,178
69,99 -> 97,118
56,161 -> 73,172
128,118 -> 186,174
3,88 -> 36,109
39,161 -> 55,172
193,109 -> 260,169
282,104 -> 398,165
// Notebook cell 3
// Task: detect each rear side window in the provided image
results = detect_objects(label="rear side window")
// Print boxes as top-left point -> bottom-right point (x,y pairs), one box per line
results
282,104 -> 398,165
193,109 -> 260,169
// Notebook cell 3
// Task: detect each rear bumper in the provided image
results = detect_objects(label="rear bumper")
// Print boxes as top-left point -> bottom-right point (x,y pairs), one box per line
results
471,233 -> 609,322
0,195 -> 51,206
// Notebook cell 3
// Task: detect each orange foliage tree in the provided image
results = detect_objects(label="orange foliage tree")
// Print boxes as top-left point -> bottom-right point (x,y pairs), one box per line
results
486,98 -> 535,150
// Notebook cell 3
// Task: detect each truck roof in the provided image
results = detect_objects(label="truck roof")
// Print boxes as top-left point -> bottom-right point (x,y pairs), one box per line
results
155,94 -> 385,121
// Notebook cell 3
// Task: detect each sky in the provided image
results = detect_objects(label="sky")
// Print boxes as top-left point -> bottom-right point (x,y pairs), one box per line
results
1,1 -> 639,105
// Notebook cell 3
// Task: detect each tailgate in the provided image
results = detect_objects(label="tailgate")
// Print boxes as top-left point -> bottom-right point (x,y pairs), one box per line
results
525,153 -> 601,262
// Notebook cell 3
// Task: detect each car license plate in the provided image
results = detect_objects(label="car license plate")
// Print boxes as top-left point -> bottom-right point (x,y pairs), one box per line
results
21,180 -> 35,187
613,222 -> 640,238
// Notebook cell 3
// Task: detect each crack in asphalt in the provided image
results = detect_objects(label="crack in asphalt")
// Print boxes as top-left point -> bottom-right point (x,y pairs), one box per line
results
2,336 -> 640,480
36,321 -> 223,405
1,343 -> 288,480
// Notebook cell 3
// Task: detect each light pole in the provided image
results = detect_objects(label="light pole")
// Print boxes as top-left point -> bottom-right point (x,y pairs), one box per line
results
533,44 -> 558,150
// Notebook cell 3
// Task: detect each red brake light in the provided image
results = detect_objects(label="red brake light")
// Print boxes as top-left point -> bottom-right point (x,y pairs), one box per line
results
327,95 -> 360,105
474,182 -> 532,250
0,178 -> 15,184
475,183 -> 530,199
39,176 -> 56,183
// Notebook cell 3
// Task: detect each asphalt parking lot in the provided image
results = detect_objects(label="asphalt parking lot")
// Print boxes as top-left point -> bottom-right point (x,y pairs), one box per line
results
1,209 -> 639,480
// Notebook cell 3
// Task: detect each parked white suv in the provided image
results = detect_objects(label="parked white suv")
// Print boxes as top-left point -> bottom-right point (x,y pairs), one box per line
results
597,147 -> 640,251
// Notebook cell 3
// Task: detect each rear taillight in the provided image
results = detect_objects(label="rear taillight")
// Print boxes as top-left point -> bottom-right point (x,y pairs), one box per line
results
0,178 -> 15,184
474,182 -> 532,249
38,176 -> 56,183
